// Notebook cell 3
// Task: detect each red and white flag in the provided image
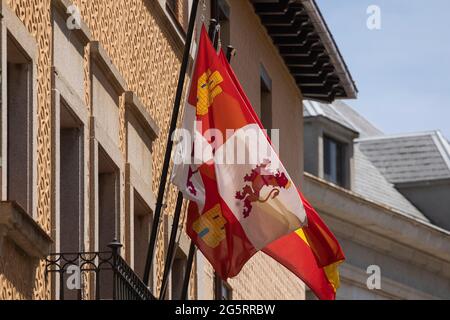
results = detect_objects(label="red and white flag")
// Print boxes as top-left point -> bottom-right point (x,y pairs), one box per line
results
172,26 -> 307,279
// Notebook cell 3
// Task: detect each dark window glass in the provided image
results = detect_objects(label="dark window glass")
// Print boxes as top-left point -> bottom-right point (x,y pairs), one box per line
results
323,136 -> 345,187
7,33 -> 33,214
171,249 -> 187,300
260,64 -> 272,138
214,273 -> 232,300
211,0 -> 231,49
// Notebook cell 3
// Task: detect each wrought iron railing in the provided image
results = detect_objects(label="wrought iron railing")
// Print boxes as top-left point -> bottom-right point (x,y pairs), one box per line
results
46,240 -> 154,300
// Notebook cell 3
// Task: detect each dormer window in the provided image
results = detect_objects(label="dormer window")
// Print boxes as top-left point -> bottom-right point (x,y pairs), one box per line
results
323,135 -> 346,187
303,101 -> 358,190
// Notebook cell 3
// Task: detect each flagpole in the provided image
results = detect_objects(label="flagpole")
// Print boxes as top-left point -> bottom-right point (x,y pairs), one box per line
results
180,46 -> 236,300
142,0 -> 200,286
158,19 -> 222,300
180,241 -> 196,300
226,45 -> 236,63
159,192 -> 184,299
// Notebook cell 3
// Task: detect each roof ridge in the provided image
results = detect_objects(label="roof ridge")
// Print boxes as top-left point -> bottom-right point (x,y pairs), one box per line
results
433,131 -> 450,170
356,130 -> 440,142
333,100 -> 384,136
304,100 -> 323,117
304,100 -> 358,133
328,102 -> 358,131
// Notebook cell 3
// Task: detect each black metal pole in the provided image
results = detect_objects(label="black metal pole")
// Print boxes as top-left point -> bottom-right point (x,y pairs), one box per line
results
158,18 -> 221,300
142,0 -> 200,286
226,45 -> 236,63
108,239 -> 122,300
212,0 -> 219,21
211,0 -> 220,48
159,192 -> 184,299
208,19 -> 218,43
180,241 -> 196,300
60,270 -> 65,301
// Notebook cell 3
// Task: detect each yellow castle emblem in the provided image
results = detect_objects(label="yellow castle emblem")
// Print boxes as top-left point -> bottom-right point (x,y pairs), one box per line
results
192,204 -> 227,248
197,69 -> 224,116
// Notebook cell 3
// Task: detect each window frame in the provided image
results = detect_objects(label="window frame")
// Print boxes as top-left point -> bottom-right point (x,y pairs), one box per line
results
123,91 -> 159,289
130,188 -> 153,281
260,64 -> 273,137
166,0 -> 189,34
171,248 -> 188,300
214,273 -> 232,300
52,67 -> 90,254
1,4 -> 38,218
89,40 -> 127,253
323,134 -> 347,187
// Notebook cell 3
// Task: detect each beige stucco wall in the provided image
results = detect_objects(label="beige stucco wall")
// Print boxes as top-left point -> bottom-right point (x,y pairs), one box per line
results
228,0 -> 304,186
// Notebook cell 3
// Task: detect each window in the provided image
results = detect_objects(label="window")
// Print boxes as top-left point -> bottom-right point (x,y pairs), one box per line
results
214,273 -> 232,300
6,33 -> 34,214
133,191 -> 152,279
260,64 -> 272,138
58,101 -> 85,300
97,146 -> 120,299
211,0 -> 231,50
52,72 -> 90,300
90,40 -> 125,256
98,146 -> 120,252
171,249 -> 187,300
167,0 -> 189,32
124,91 -> 158,285
323,136 -> 346,187
59,101 -> 84,253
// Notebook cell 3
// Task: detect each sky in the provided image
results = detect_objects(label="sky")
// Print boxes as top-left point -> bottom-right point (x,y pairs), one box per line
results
315,0 -> 450,138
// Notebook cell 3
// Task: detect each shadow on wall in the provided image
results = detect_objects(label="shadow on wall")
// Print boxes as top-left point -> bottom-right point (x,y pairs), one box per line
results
0,238 -> 37,299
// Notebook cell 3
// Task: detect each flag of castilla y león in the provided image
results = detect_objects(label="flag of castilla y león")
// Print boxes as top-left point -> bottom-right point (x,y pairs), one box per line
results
172,26 -> 345,300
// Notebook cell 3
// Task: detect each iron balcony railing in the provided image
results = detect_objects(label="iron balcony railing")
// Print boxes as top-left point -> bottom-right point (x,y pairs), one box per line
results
46,240 -> 155,300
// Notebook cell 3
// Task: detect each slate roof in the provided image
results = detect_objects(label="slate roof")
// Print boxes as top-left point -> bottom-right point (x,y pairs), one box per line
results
303,100 -> 384,138
357,131 -> 450,184
303,99 -> 432,220
303,100 -> 357,132
331,101 -> 383,138
353,145 -> 429,221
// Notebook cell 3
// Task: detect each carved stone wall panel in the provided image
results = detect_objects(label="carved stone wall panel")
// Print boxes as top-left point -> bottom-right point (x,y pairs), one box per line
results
83,44 -> 91,112
5,0 -> 52,299
1,0 -> 193,299
189,246 -> 197,300
0,239 -> 34,299
119,93 -> 127,258
32,260 -> 50,300
7,0 -> 52,235
83,43 -> 92,258
72,0 -> 187,290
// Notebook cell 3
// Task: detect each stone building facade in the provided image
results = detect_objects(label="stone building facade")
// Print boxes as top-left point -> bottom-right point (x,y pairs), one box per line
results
4,0 -> 447,301
0,0 -> 356,300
